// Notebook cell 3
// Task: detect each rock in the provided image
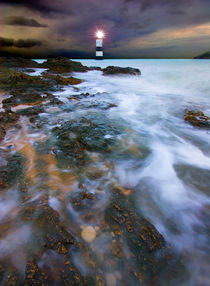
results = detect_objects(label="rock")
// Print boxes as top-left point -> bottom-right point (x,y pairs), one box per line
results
42,73 -> 83,86
2,92 -> 44,108
0,57 -> 40,68
24,260 -> 49,286
52,115 -> 121,166
0,111 -> 20,141
0,152 -> 24,189
0,126 -> 6,141
0,69 -> 53,93
81,226 -> 96,243
104,190 -> 174,285
103,66 -> 141,76
34,204 -> 76,254
105,273 -> 117,286
42,56 -> 89,73
184,110 -> 210,128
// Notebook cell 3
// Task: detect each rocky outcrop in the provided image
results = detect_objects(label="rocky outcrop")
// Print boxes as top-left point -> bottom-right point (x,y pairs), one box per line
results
184,110 -> 210,128
42,56 -> 89,73
0,57 -> 40,68
103,66 -> 141,76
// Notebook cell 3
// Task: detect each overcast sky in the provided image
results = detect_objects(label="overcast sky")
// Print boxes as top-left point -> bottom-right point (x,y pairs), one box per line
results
1,0 -> 210,58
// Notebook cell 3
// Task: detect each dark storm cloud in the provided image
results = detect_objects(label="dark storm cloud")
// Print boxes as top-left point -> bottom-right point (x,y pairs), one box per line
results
2,0 -> 210,58
2,0 -> 73,15
5,16 -> 48,27
0,37 -> 42,48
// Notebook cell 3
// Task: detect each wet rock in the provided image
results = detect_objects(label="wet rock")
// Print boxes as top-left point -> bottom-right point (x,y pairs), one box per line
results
184,110 -> 210,128
81,226 -> 97,243
104,190 -> 172,285
0,57 -> 40,69
0,152 -> 24,189
24,260 -> 49,286
103,66 -> 141,76
89,66 -> 102,71
42,73 -> 83,86
42,56 -> 89,73
0,70 -> 53,93
0,111 -> 20,141
23,68 -> 36,73
70,190 -> 96,212
43,92 -> 63,105
2,93 -> 44,108
16,105 -> 45,117
0,263 -> 22,286
52,116 -> 121,165
34,204 -> 76,254
0,126 -> 6,141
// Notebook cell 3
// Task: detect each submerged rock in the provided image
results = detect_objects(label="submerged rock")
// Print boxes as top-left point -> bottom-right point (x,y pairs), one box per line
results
0,152 -> 24,189
0,110 -> 20,141
184,110 -> 210,128
103,66 -> 141,76
34,204 -> 76,254
104,190 -> 176,285
52,116 -> 121,165
2,92 -> 44,108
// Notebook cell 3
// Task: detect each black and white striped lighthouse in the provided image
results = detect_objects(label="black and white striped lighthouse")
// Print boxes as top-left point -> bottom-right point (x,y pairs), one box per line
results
95,30 -> 104,60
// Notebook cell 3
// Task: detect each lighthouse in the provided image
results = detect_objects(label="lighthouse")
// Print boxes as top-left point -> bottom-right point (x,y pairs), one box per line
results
95,30 -> 104,60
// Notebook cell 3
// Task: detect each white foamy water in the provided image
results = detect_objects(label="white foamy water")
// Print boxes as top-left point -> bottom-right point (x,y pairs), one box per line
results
74,59 -> 210,285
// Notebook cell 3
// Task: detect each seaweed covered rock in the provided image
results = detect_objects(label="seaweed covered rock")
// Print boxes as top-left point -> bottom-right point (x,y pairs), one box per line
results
0,70 -> 52,93
0,57 -> 40,69
33,204 -> 76,254
42,73 -> 83,86
103,66 -> 141,76
52,116 -> 121,165
184,110 -> 210,128
24,260 -> 49,286
104,190 -> 173,285
42,57 -> 89,73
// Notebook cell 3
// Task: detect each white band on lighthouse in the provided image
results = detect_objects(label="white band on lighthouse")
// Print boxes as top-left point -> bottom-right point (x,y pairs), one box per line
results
96,39 -> 102,47
96,51 -> 103,57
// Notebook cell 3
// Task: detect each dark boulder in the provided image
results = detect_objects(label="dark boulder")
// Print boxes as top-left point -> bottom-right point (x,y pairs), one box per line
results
103,66 -> 141,76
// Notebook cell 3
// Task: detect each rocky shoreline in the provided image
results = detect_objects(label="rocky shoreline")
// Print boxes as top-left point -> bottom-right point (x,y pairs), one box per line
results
0,56 -> 195,285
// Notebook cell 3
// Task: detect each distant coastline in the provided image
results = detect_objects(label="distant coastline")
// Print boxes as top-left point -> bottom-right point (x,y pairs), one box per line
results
194,51 -> 210,59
